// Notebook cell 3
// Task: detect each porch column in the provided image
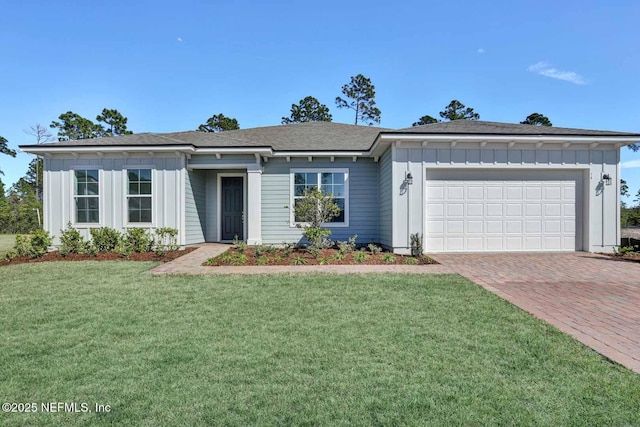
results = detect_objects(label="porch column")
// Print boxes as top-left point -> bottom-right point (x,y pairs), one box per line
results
246,165 -> 262,245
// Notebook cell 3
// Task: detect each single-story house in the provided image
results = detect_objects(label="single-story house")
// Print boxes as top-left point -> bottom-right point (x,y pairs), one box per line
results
20,121 -> 640,253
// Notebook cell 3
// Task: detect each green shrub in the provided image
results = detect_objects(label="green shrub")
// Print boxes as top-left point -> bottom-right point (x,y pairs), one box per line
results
333,252 -> 345,261
318,256 -> 330,265
367,243 -> 382,254
256,256 -> 268,266
254,244 -> 267,258
282,242 -> 293,257
8,230 -> 52,259
405,257 -> 418,265
124,228 -> 154,253
336,234 -> 358,254
292,256 -> 307,265
293,187 -> 340,249
410,233 -> 423,257
381,253 -> 395,263
354,252 -> 367,263
90,227 -> 122,252
59,223 -> 90,256
233,235 -> 247,254
154,227 -> 179,255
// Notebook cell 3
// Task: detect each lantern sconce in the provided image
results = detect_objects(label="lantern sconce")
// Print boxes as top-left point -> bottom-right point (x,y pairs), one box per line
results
601,173 -> 612,186
405,171 -> 413,185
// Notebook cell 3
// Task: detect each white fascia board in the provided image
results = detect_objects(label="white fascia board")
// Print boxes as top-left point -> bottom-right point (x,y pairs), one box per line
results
376,134 -> 640,145
21,145 -> 196,155
196,147 -> 272,155
273,151 -> 367,157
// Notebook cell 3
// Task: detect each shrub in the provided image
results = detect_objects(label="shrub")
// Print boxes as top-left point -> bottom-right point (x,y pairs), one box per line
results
254,244 -> 267,258
8,230 -> 52,259
367,243 -> 382,254
154,227 -> 179,255
405,257 -> 418,265
292,256 -> 307,265
354,252 -> 367,263
282,243 -> 293,257
233,235 -> 247,254
381,253 -> 395,263
59,223 -> 90,256
333,252 -> 345,261
124,228 -> 153,253
410,233 -> 423,257
318,256 -> 330,265
256,256 -> 269,266
336,234 -> 358,254
90,227 -> 122,252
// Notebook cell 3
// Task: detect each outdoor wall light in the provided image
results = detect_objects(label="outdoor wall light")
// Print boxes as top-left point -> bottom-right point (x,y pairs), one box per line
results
405,172 -> 413,185
602,173 -> 612,186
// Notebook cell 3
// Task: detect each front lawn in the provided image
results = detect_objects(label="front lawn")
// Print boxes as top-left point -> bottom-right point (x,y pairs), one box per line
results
1,262 -> 638,426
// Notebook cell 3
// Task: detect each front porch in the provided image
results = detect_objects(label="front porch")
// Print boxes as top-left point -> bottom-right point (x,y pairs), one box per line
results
185,155 -> 262,245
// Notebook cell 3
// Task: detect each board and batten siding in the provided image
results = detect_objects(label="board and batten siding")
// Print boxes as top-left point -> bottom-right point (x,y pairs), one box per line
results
377,147 -> 393,249
184,169 -> 207,244
43,155 -> 184,245
260,158 -> 379,245
392,142 -> 619,253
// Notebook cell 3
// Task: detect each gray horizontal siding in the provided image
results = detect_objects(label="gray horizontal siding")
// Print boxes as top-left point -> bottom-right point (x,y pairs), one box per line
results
261,158 -> 379,245
378,147 -> 392,248
185,170 -> 206,244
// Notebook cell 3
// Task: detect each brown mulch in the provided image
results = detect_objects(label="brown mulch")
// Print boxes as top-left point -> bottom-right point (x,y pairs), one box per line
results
205,247 -> 438,266
600,251 -> 640,263
0,247 -> 197,267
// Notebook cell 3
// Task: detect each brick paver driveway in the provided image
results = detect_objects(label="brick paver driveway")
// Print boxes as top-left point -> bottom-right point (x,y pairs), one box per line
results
430,252 -> 640,374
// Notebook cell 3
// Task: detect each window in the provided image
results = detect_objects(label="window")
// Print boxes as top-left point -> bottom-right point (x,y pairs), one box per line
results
127,169 -> 152,223
74,169 -> 99,223
291,169 -> 348,226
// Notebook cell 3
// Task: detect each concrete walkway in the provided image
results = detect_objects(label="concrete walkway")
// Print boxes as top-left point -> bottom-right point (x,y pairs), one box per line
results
431,252 -> 640,374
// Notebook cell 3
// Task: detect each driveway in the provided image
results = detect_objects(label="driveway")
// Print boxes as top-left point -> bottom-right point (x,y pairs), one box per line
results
430,252 -> 640,374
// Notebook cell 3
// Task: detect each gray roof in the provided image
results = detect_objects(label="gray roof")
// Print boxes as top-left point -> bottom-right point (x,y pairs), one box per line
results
20,120 -> 640,152
392,120 -> 640,136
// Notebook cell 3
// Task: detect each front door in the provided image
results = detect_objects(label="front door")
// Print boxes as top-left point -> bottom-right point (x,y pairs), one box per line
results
221,176 -> 244,241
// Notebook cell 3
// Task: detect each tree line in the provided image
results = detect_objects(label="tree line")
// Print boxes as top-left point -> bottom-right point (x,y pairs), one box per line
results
0,73 -> 638,233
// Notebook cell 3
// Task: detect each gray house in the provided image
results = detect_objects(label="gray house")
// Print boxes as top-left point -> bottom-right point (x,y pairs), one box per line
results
20,121 -> 640,253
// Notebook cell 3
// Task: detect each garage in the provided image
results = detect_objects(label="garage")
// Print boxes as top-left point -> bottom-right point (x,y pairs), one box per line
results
424,170 -> 583,252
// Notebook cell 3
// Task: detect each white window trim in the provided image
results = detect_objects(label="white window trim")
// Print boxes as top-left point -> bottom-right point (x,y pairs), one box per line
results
69,166 -> 103,228
289,168 -> 349,228
216,173 -> 247,242
123,166 -> 156,228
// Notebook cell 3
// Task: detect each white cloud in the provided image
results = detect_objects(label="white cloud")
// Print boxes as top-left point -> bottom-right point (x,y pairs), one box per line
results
177,37 -> 183,42
621,159 -> 640,169
478,48 -> 485,54
528,61 -> 587,85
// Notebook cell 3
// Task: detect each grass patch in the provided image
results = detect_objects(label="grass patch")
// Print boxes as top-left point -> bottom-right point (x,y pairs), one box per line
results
0,234 -> 16,258
1,262 -> 638,425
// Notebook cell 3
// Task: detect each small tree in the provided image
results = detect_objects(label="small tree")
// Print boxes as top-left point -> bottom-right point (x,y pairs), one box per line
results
293,187 -> 341,248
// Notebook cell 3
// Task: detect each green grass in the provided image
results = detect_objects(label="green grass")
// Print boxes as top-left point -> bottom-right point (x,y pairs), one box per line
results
0,234 -> 16,257
1,262 -> 638,426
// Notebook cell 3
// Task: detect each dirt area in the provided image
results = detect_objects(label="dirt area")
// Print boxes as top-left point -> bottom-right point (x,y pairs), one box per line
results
205,247 -> 437,266
0,247 -> 197,267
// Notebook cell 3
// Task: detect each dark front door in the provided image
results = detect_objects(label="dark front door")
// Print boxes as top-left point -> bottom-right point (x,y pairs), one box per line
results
221,177 -> 244,241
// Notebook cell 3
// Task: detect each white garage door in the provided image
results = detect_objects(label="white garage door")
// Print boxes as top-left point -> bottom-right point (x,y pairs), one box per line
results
425,176 -> 578,252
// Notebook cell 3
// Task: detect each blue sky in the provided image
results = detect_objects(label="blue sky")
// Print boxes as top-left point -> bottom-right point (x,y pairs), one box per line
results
1,0 -> 639,199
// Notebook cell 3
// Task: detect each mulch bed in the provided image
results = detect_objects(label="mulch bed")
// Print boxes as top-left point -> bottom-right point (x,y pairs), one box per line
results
600,252 -> 640,263
0,247 -> 197,267
205,247 -> 438,266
